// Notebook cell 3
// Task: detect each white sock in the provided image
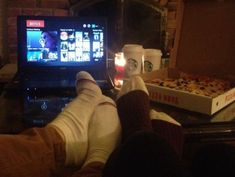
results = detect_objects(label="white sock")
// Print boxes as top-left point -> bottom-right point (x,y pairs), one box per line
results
150,109 -> 181,126
48,71 -> 102,166
83,96 -> 121,167
117,75 -> 149,100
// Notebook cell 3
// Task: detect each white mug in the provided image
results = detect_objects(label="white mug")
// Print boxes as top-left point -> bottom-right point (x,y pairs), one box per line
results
122,44 -> 143,77
144,49 -> 162,72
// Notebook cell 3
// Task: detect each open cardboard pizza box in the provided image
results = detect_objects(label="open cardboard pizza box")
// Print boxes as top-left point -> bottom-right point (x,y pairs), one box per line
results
141,0 -> 235,115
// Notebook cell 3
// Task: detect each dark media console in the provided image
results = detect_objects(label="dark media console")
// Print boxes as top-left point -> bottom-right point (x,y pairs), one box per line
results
23,92 -> 74,126
23,86 -> 77,126
3,81 -> 76,127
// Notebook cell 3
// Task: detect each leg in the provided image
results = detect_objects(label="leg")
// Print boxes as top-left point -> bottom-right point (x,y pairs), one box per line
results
71,96 -> 121,177
150,110 -> 184,156
116,76 -> 152,142
83,96 -> 121,166
0,71 -> 101,177
48,71 -> 102,166
118,75 -> 184,156
0,127 -> 65,177
103,76 -> 186,177
103,131 -> 186,177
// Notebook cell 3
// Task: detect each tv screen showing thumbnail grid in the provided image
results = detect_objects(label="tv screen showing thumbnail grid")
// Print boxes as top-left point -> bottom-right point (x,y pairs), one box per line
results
25,18 -> 105,65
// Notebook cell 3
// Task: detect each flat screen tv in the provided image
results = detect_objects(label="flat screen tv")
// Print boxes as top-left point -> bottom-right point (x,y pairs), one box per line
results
17,15 -> 108,72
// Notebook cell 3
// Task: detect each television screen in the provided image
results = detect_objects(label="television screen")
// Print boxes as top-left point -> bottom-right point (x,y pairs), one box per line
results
17,16 -> 107,69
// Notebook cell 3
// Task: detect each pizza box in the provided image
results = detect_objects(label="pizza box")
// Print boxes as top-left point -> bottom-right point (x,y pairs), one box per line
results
141,68 -> 235,115
140,0 -> 235,115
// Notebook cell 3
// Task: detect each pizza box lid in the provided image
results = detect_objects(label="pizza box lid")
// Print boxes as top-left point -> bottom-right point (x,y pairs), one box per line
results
140,0 -> 235,115
169,0 -> 235,81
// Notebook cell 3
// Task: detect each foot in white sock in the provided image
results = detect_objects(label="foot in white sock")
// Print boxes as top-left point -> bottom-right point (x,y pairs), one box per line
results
116,75 -> 149,100
83,96 -> 121,167
48,71 -> 102,167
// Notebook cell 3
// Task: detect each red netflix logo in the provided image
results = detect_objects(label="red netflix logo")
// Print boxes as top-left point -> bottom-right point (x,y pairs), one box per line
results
26,20 -> 45,28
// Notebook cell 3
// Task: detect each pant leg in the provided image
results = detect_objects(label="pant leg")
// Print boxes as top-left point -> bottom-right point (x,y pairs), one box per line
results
116,90 -> 152,142
103,131 -> 186,177
0,127 -> 66,177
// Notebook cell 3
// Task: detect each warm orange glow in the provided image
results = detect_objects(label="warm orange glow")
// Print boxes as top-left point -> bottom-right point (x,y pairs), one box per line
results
114,52 -> 126,67
114,77 -> 124,88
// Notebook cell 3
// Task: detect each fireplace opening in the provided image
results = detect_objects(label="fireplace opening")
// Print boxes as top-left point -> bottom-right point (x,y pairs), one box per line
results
69,0 -> 167,58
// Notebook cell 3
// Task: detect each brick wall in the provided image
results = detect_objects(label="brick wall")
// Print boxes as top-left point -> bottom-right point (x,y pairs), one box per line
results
2,0 -> 69,64
0,1 -> 2,64
0,0 -> 7,65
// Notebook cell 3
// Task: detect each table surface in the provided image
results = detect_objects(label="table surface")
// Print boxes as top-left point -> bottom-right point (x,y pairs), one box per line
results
1,82 -> 235,142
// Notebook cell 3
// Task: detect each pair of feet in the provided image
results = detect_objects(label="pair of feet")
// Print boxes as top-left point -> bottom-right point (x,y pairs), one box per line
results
49,71 -> 151,168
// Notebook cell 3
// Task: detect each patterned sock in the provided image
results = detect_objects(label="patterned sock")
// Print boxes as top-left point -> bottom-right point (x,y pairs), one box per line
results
116,76 -> 152,143
48,71 -> 102,166
83,96 -> 121,167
